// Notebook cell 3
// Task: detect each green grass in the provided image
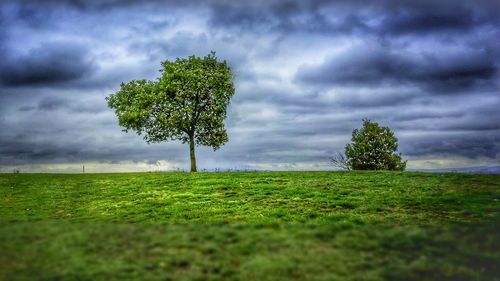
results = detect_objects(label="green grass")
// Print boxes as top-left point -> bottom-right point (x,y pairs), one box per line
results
1,171 -> 499,280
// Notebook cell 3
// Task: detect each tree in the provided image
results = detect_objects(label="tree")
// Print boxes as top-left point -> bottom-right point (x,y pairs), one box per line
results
330,151 -> 351,171
106,52 -> 235,172
344,119 -> 406,171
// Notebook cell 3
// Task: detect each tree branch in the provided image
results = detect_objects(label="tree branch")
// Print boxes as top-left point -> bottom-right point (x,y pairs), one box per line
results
331,152 -> 351,171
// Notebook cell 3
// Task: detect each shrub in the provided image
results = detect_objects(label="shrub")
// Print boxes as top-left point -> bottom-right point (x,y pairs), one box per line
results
344,119 -> 406,171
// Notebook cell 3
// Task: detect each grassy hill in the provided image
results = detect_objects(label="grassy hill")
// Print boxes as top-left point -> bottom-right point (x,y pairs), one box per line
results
1,171 -> 499,280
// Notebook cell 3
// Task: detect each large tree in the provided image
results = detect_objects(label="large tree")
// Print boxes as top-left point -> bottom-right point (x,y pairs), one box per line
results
342,119 -> 406,171
106,52 -> 235,172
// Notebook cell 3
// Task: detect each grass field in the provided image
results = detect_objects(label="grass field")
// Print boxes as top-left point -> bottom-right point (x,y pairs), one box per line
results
1,171 -> 499,280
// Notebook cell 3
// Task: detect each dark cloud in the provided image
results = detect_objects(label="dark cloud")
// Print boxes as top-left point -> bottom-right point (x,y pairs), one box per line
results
295,46 -> 498,93
334,90 -> 421,108
14,3 -> 57,28
402,133 -> 500,159
391,110 -> 464,122
295,48 -> 408,86
0,41 -> 96,87
18,105 -> 36,112
38,96 -> 68,111
208,0 -> 500,37
208,1 -> 373,36
2,0 -> 200,15
378,1 -> 500,35
383,12 -> 474,35
18,95 -> 109,113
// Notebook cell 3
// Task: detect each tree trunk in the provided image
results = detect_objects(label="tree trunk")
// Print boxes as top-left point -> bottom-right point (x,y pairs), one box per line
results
189,135 -> 197,172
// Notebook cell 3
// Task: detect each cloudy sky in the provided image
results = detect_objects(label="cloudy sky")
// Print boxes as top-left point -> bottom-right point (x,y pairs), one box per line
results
1,0 -> 499,173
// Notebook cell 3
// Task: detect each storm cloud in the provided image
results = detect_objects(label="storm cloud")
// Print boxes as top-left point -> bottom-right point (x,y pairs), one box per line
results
295,46 -> 498,92
0,41 -> 95,87
0,0 -> 499,172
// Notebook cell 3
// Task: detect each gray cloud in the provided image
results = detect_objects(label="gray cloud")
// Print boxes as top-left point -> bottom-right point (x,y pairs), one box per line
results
38,96 -> 68,111
0,41 -> 96,87
208,0 -> 500,37
378,1 -> 500,35
295,46 -> 498,93
402,133 -> 500,159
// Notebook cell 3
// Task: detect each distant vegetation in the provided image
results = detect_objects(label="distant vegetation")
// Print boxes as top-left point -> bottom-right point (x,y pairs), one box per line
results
333,119 -> 406,171
1,171 -> 498,280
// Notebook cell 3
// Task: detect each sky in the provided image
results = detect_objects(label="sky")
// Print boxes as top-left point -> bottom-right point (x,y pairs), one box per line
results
0,0 -> 499,173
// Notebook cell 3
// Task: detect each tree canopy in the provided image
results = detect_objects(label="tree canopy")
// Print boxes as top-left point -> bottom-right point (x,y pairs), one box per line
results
106,52 -> 235,172
342,119 -> 406,171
